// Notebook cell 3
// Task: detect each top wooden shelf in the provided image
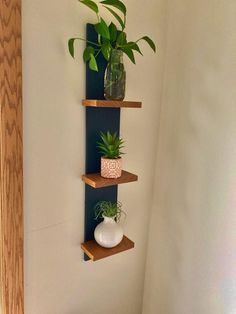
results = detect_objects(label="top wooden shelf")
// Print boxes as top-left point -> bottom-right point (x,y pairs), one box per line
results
82,99 -> 142,108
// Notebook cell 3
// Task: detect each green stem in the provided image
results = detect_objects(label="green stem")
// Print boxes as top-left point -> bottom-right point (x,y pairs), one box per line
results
135,38 -> 143,44
96,13 -> 100,23
75,37 -> 101,47
117,43 -> 135,48
123,15 -> 126,30
95,48 -> 102,58
98,35 -> 101,45
96,13 -> 102,45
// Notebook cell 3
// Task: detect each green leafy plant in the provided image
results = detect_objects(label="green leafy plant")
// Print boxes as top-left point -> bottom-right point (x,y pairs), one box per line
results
97,131 -> 124,159
68,0 -> 156,71
94,201 -> 125,221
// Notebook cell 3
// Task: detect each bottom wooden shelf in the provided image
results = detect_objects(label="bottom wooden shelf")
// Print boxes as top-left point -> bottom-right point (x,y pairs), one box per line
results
81,236 -> 135,261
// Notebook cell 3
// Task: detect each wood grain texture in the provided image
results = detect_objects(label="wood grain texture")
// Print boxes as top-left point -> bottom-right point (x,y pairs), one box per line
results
82,99 -> 142,108
82,170 -> 138,188
0,0 -> 24,313
81,236 -> 135,261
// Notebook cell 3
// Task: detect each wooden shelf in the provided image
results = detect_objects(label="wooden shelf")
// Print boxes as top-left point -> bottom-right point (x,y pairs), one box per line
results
82,170 -> 138,188
82,99 -> 142,108
81,236 -> 135,261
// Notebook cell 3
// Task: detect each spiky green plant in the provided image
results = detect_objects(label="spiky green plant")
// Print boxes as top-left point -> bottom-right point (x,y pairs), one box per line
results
97,131 -> 124,159
68,0 -> 156,72
94,201 -> 125,221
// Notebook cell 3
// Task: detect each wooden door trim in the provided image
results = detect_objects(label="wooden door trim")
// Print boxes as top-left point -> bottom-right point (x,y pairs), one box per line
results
0,0 -> 24,313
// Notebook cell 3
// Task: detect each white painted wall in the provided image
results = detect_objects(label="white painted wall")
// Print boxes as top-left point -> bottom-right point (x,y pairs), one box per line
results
143,1 -> 236,314
22,1 -> 166,313
23,1 -> 236,313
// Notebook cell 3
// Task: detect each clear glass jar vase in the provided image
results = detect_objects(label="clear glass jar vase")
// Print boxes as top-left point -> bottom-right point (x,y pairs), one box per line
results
104,49 -> 126,101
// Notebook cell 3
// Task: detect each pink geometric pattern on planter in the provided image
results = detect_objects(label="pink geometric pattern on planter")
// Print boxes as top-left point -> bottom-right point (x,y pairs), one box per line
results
101,157 -> 122,179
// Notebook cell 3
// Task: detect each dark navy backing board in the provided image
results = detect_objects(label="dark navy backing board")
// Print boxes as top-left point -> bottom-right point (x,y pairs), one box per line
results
84,24 -> 120,260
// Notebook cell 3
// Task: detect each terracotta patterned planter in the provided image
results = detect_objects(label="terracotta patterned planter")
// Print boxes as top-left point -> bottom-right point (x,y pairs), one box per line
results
101,157 -> 122,179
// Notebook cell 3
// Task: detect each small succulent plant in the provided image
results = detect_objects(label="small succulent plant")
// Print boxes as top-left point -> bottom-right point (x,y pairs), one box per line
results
97,131 -> 124,159
94,200 -> 125,221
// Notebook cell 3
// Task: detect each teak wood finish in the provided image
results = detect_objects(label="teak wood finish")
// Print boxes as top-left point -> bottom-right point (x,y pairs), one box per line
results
82,99 -> 142,108
0,0 -> 24,313
82,170 -> 138,189
81,236 -> 135,261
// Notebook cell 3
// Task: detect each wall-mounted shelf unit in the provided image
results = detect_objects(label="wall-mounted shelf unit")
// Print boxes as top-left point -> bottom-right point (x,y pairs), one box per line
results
82,99 -> 142,108
82,24 -> 141,262
82,170 -> 138,189
81,236 -> 135,261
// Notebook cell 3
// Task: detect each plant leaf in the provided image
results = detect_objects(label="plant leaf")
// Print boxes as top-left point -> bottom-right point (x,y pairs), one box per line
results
89,54 -> 98,71
140,36 -> 156,52
100,0 -> 126,15
109,22 -> 118,42
94,18 -> 110,40
125,41 -> 143,55
103,6 -> 125,29
79,0 -> 99,13
101,42 -> 111,61
122,47 -> 136,64
83,46 -> 95,62
68,38 -> 76,58
100,131 -> 110,146
117,31 -> 127,46
112,131 -> 118,142
98,131 -> 123,158
107,131 -> 112,143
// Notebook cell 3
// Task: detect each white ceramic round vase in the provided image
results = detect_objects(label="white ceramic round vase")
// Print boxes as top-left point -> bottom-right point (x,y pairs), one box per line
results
94,215 -> 124,248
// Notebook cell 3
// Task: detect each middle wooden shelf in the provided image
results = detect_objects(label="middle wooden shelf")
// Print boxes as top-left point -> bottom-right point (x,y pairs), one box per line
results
82,99 -> 142,108
82,170 -> 138,188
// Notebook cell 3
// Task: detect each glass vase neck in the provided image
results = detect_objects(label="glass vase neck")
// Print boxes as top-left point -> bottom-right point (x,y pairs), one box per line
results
110,49 -> 123,63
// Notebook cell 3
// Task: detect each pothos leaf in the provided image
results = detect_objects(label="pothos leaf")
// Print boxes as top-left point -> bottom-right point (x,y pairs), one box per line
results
100,0 -> 126,15
109,22 -> 118,42
140,36 -> 156,52
89,54 -> 98,71
101,42 -> 111,61
103,6 -> 125,29
125,42 -> 143,55
117,31 -> 127,46
122,47 -> 136,64
83,46 -> 95,62
79,0 -> 99,13
68,38 -> 76,58
94,18 -> 110,40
